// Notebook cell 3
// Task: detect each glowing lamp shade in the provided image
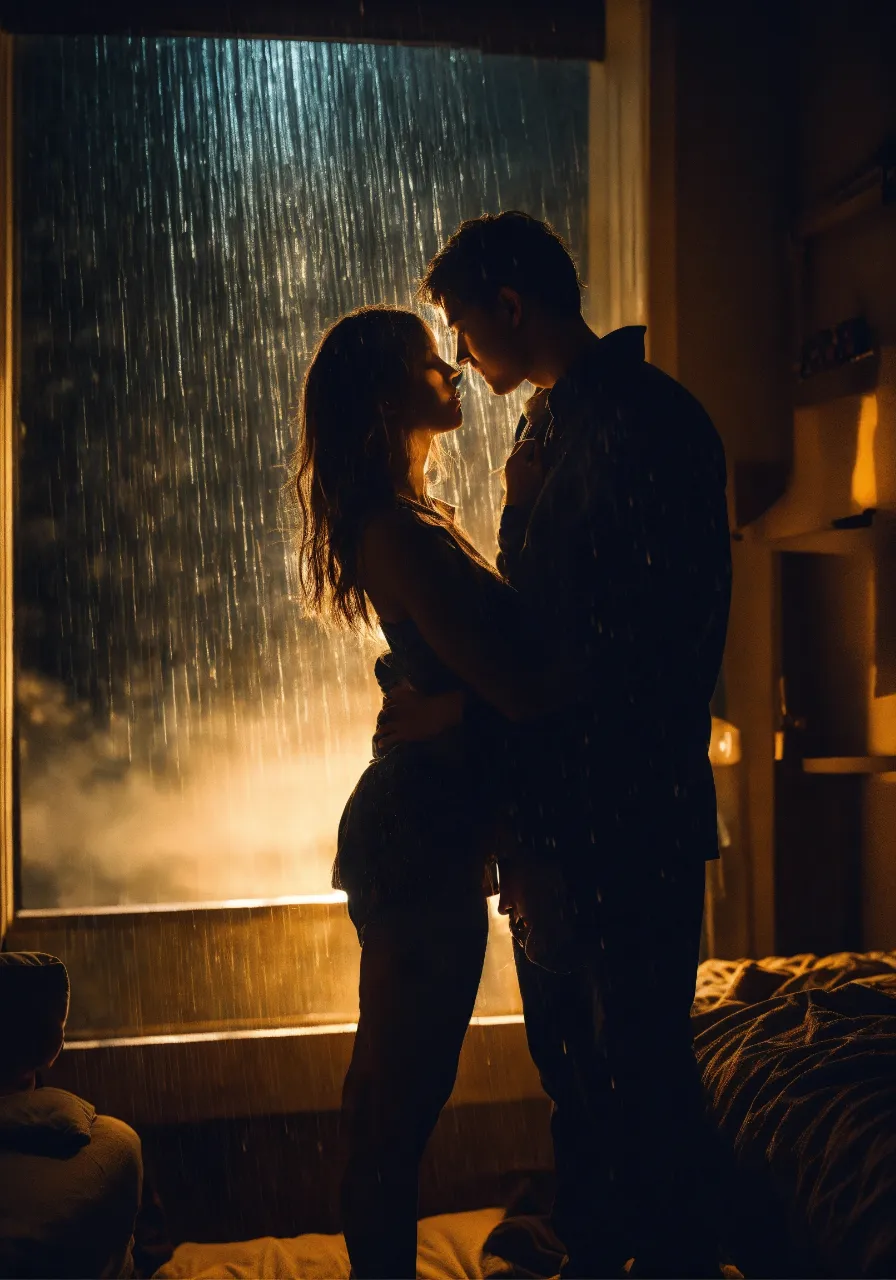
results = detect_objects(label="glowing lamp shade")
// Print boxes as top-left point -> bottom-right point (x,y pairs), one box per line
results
709,717 -> 742,766
850,393 -> 879,511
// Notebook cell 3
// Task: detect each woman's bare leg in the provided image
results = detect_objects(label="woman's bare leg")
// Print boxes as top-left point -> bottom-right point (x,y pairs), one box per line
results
340,895 -> 489,1279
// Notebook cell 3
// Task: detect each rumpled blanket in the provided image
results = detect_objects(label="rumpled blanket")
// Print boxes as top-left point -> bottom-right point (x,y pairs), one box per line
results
154,952 -> 896,1279
692,951 -> 896,1278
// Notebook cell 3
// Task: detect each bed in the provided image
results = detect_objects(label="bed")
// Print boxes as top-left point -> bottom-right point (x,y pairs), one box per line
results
693,950 -> 896,1278
153,950 -> 896,1279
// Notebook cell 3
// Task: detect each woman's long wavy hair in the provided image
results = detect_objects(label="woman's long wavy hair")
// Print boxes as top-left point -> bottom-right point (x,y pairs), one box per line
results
294,306 -> 434,629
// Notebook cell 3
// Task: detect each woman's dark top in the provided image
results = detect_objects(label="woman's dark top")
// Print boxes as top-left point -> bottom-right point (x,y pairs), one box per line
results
331,500 -> 512,937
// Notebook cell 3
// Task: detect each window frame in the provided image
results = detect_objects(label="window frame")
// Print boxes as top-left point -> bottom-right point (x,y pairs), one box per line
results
0,32 -> 14,943
0,1 -> 606,59
0,2 -> 647,1115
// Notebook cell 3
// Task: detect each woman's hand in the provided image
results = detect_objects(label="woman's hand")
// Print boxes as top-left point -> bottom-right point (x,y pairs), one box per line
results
498,857 -> 581,974
504,438 -> 544,511
374,686 -> 466,752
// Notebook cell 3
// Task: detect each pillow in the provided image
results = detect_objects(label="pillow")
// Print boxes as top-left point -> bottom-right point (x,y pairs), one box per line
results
0,1086 -> 96,1155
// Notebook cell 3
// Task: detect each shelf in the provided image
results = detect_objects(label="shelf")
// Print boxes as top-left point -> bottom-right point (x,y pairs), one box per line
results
739,526 -> 875,555
802,756 -> 896,775
795,156 -> 895,240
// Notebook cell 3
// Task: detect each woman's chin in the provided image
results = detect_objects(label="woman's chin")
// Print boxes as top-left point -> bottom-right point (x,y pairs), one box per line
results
437,410 -> 463,433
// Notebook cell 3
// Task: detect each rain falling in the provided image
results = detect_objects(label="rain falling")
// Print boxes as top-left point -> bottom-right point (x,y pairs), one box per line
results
15,36 -> 588,909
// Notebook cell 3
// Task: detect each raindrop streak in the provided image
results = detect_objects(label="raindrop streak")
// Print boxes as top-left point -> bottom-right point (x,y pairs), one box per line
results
16,36 -> 589,909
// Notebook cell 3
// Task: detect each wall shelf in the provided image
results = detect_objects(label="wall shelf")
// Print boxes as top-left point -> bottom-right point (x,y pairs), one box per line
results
802,756 -> 896,775
795,150 -> 896,241
747,525 -> 875,555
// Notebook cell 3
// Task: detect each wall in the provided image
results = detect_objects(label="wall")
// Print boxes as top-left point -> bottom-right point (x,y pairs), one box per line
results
0,35 -> 13,942
793,0 -> 896,949
653,0 -> 896,955
650,0 -> 794,955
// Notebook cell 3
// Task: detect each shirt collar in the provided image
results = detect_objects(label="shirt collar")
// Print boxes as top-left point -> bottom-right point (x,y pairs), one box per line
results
546,325 -> 647,420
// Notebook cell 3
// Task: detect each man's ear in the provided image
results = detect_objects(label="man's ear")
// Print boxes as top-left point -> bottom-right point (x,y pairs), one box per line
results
497,286 -> 524,330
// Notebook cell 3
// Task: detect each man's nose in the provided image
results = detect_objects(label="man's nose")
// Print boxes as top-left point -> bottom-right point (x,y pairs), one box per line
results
455,335 -> 471,365
450,367 -> 463,389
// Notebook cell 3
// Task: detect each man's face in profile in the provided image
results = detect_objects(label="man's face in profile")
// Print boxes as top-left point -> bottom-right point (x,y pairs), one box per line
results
443,293 -> 530,396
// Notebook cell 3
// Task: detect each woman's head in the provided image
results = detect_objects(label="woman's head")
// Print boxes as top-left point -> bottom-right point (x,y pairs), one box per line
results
294,306 -> 462,627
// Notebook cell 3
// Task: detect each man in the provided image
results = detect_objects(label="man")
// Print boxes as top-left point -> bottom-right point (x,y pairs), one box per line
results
0,951 -> 144,1278
419,212 -> 732,1279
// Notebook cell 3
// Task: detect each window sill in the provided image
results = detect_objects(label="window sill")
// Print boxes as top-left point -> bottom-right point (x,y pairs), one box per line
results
9,898 -> 522,1040
43,1015 -> 541,1125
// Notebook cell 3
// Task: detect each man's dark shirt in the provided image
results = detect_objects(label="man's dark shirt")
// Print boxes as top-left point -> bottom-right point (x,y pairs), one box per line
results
497,326 -> 732,869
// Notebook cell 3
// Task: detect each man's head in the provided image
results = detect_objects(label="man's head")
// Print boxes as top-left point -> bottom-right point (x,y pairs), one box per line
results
0,953 -> 70,1093
419,212 -> 584,394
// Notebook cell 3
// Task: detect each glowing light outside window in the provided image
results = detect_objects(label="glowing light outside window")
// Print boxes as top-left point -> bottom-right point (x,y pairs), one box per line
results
15,37 -> 589,910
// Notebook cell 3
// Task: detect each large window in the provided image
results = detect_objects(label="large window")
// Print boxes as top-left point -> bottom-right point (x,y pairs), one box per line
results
15,36 -> 588,912
0,8 -> 658,1057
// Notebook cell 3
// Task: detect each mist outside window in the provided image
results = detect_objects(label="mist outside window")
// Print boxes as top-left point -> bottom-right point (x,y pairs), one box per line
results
15,37 -> 589,911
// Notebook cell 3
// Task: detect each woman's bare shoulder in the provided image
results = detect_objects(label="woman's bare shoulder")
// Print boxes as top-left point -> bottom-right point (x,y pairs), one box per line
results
358,504 -> 429,593
360,504 -> 463,608
360,504 -> 425,559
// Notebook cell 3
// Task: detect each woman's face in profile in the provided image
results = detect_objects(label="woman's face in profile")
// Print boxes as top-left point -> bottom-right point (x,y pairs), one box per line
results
399,329 -> 463,437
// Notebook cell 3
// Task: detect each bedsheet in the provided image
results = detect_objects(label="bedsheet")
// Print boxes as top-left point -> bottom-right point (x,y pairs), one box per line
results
692,950 -> 896,1277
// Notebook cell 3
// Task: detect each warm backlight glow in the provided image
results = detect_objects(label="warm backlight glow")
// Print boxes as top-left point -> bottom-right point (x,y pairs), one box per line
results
851,392 -> 879,510
15,37 -> 588,910
709,717 -> 742,766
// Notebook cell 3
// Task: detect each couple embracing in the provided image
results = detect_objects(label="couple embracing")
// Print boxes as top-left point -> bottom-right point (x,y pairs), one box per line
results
294,212 -> 732,1280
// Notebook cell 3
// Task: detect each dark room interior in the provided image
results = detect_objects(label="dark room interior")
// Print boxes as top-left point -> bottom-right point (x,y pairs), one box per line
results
1,1 -> 896,1276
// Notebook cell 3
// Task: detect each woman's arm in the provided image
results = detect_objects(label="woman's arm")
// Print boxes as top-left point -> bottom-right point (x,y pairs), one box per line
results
361,510 -> 554,722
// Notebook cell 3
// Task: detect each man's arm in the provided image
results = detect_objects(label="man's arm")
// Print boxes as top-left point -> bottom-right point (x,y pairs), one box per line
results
510,399 -> 732,705
502,425 -> 628,690
496,505 -> 530,583
496,437 -> 545,584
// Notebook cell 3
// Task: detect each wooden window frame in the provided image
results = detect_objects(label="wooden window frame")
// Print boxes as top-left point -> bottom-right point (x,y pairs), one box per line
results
0,2 -> 647,1119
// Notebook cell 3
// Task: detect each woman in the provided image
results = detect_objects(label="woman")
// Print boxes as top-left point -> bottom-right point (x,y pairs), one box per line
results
294,306 -> 550,1279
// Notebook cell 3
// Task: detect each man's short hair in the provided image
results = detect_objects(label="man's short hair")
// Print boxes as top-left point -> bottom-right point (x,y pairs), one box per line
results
420,212 -> 583,317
